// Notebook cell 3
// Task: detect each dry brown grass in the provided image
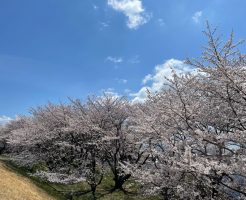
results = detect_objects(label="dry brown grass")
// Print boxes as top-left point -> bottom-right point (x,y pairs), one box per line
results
0,162 -> 55,200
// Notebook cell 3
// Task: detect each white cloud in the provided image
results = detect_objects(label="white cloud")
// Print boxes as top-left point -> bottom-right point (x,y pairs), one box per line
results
130,86 -> 150,103
107,0 -> 150,29
124,89 -> 131,94
101,88 -> 120,97
100,22 -> 110,28
106,56 -> 123,63
99,21 -> 110,30
106,55 -> 140,66
116,78 -> 128,84
142,74 -> 152,85
93,4 -> 99,10
192,11 -> 202,23
157,18 -> 165,26
131,59 -> 195,102
0,115 -> 12,125
128,55 -> 140,64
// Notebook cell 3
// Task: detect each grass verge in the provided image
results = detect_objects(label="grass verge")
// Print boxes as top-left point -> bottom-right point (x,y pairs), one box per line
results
0,156 -> 161,200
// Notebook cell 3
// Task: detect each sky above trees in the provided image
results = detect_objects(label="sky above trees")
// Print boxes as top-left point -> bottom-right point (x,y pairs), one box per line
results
1,0 -> 246,121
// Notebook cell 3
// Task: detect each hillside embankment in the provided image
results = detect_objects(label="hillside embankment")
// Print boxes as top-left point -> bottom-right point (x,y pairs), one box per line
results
0,162 -> 55,200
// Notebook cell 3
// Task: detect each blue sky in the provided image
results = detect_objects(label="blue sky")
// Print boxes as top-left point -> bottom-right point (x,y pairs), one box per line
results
1,0 -> 246,121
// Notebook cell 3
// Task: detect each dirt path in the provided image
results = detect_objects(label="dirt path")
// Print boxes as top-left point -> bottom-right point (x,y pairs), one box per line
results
0,162 -> 55,200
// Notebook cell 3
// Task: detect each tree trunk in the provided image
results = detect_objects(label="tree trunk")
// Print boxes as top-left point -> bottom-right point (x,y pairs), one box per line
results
0,141 -> 6,154
90,150 -> 97,200
113,173 -> 131,191
91,185 -> 96,200
161,187 -> 169,200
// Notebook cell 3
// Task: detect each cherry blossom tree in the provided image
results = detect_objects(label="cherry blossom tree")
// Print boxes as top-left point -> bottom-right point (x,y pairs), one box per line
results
127,23 -> 246,199
82,94 -> 134,191
6,103 -> 103,199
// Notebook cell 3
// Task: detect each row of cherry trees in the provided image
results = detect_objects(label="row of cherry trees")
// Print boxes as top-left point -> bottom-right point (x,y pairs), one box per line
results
1,95 -> 138,199
1,24 -> 246,199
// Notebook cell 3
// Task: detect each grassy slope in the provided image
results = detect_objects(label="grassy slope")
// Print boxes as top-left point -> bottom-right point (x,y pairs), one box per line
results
0,162 -> 55,200
0,157 -> 161,200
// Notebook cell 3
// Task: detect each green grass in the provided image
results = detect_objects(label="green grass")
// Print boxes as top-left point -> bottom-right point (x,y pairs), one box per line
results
0,156 -> 161,200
